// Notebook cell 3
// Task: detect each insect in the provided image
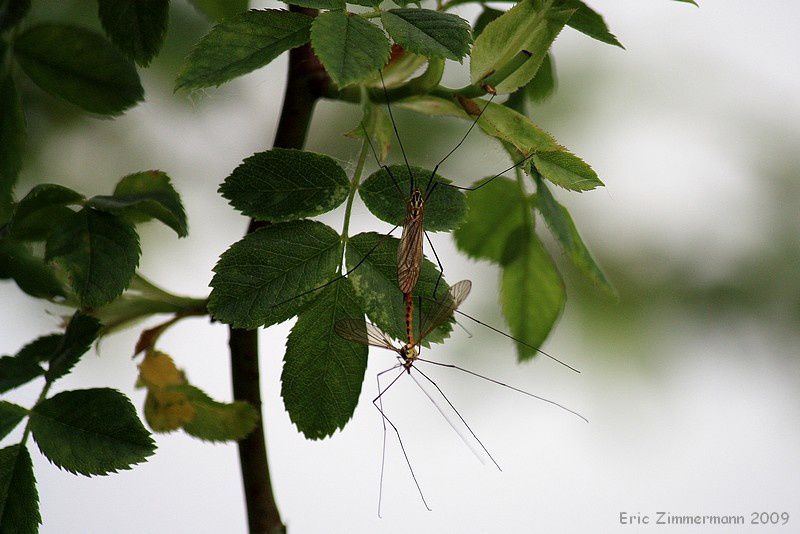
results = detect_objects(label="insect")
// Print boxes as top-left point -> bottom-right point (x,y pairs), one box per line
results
334,279 -> 587,514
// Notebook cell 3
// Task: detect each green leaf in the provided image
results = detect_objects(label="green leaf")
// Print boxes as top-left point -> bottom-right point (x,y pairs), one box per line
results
454,176 -> 526,263
46,312 -> 102,382
281,278 -> 367,439
0,0 -> 29,31
180,386 -> 259,442
0,73 -> 25,190
281,0 -> 344,8
14,334 -> 63,365
358,165 -> 466,232
500,227 -> 564,360
345,104 -> 392,163
381,9 -> 471,61
219,149 -> 349,222
0,356 -> 43,394
557,0 -> 623,48
0,445 -> 40,534
0,402 -> 27,440
535,179 -> 612,292
473,6 -> 503,39
208,220 -> 341,329
176,9 -> 312,90
13,24 -> 144,115
187,0 -> 249,21
531,149 -> 602,191
673,0 -> 698,6
45,207 -> 140,309
0,240 -> 67,299
526,52 -> 556,103
345,232 -> 452,344
311,11 -> 391,87
29,388 -> 155,476
9,184 -> 84,240
88,171 -> 188,237
97,0 -> 170,66
470,0 -> 573,94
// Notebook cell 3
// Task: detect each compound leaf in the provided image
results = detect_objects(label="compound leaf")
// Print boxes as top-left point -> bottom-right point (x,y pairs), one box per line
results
29,388 -> 155,476
381,9 -> 471,61
14,24 -> 143,115
46,312 -> 102,382
220,149 -> 349,222
0,356 -> 43,394
97,0 -> 170,66
359,165 -> 466,232
176,9 -> 312,90
209,220 -> 341,329
187,0 -> 249,21
557,0 -> 623,48
89,170 -> 187,237
0,445 -> 40,533
0,240 -> 67,299
531,149 -> 603,191
45,207 -> 140,309
8,184 -> 84,240
0,402 -> 27,440
282,278 -> 367,439
311,11 -> 390,87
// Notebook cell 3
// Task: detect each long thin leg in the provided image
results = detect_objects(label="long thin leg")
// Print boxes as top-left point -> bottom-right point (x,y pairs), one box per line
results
271,224 -> 399,308
360,121 -> 404,197
433,151 -> 538,197
423,230 -> 445,299
375,364 -> 401,518
373,368 -> 432,511
412,366 -> 502,470
424,94 -> 496,196
451,308 -> 581,374
379,71 -> 414,193
416,358 -> 588,423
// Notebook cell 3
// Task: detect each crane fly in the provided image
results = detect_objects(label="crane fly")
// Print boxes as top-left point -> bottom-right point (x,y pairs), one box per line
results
334,279 -> 587,514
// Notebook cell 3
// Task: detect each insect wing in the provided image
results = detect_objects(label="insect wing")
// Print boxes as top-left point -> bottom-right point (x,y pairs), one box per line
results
419,280 -> 472,342
334,319 -> 398,351
397,210 -> 424,293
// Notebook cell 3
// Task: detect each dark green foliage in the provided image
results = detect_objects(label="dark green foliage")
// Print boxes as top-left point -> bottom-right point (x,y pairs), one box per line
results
88,171 -> 188,237
0,240 -> 67,299
0,73 -> 25,191
381,9 -> 471,61
8,184 -> 84,240
29,388 -> 155,476
358,165 -> 467,232
97,0 -> 170,66
45,208 -> 141,309
187,0 -> 249,21
46,312 -> 101,382
220,149 -> 349,222
311,11 -> 391,87
281,279 -> 368,439
473,6 -> 502,38
208,220 -> 341,329
176,9 -> 313,90
13,24 -> 144,115
0,402 -> 27,440
14,334 -> 63,365
0,356 -> 43,394
454,176 -> 526,263
525,52 -> 556,103
346,232 -> 452,344
0,0 -> 30,31
281,0 -> 344,9
0,445 -> 40,533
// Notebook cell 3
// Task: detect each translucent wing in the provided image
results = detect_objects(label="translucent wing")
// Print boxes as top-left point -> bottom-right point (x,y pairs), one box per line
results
334,319 -> 399,352
418,280 -> 472,342
397,212 -> 424,294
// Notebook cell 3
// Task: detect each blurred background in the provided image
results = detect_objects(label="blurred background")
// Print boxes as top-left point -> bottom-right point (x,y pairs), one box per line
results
2,1 -> 799,532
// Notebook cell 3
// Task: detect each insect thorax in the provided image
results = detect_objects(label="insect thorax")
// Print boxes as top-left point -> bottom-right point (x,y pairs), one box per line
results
406,189 -> 424,220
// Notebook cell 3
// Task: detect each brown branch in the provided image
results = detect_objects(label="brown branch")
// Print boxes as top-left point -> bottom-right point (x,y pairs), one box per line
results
228,7 -> 329,534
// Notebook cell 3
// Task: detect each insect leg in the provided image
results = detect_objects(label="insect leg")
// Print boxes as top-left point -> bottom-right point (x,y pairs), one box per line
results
435,151 -> 538,194
411,365 -> 501,470
379,71 -> 414,193
375,364 -> 401,518
416,358 -> 588,423
360,120 -> 405,197
372,367 -> 432,511
423,230 -> 445,299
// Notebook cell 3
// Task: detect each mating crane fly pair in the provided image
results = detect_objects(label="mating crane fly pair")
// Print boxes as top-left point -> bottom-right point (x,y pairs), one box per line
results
280,71 -> 586,513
